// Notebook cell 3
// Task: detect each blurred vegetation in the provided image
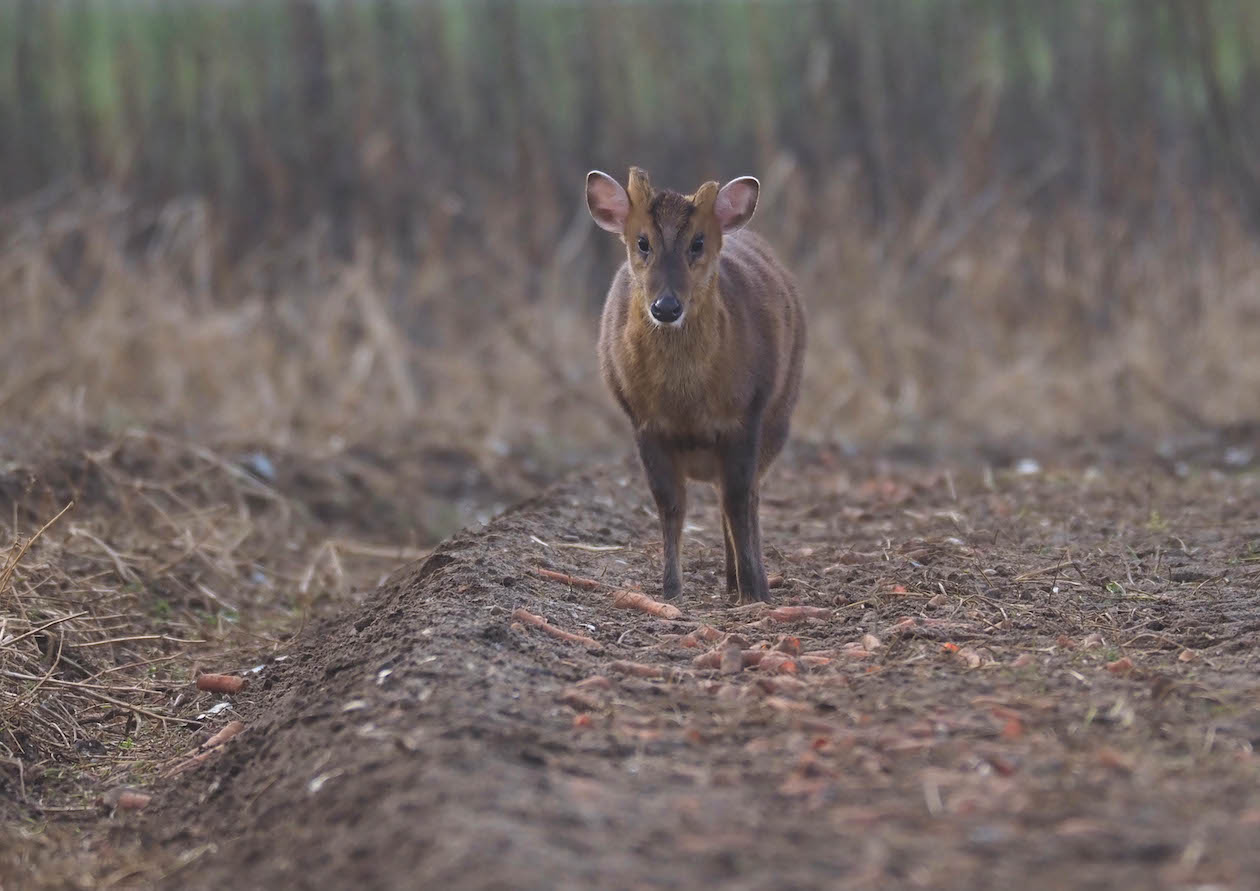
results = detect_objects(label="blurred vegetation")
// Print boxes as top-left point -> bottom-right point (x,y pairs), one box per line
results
4,0 -> 1260,255
1,0 -> 1258,457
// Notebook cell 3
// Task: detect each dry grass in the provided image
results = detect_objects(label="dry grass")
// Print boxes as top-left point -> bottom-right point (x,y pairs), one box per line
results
0,425 -> 478,887
0,435 -> 279,795
3,170 -> 1258,468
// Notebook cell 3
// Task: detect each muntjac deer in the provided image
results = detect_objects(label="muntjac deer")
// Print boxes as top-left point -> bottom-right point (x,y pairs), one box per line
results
587,167 -> 805,605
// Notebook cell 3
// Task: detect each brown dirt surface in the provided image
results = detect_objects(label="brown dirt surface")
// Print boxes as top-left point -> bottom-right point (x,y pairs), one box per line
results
132,448 -> 1260,890
0,427 -> 532,888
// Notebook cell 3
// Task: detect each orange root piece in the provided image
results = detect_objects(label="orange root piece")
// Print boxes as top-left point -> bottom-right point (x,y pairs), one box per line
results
531,567 -> 603,590
165,720 -> 247,777
115,791 -> 152,810
100,788 -> 153,811
679,625 -> 723,648
752,651 -> 799,674
512,608 -> 602,649
609,660 -> 666,679
200,720 -> 246,750
612,590 -> 683,619
195,674 -> 248,694
693,648 -> 797,674
766,606 -> 832,623
799,654 -> 834,668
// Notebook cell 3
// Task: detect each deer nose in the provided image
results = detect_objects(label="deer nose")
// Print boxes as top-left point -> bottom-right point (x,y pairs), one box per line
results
650,293 -> 683,324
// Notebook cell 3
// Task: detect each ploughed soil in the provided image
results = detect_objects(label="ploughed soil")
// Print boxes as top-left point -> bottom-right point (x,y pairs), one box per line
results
138,446 -> 1260,890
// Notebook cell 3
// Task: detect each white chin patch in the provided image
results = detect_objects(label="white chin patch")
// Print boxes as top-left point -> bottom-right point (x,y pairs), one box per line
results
647,310 -> 686,329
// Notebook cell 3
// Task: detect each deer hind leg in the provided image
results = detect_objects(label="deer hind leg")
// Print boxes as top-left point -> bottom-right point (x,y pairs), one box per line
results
718,430 -> 771,605
721,510 -> 738,603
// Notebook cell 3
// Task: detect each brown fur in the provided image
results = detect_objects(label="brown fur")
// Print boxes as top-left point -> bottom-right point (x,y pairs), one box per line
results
590,167 -> 806,605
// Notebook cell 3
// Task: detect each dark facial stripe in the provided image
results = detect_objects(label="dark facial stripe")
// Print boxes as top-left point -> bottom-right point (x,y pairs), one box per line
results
649,191 -> 695,247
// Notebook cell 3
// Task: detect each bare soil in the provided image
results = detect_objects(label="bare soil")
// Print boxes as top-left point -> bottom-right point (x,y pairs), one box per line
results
127,446 -> 1260,890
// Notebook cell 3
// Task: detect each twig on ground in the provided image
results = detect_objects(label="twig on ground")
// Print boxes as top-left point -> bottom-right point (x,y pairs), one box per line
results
78,687 -> 204,727
0,610 -> 89,649
0,501 -> 74,604
68,525 -> 142,583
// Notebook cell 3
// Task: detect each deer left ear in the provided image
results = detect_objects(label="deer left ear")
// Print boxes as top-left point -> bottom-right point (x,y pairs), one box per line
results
586,170 -> 630,233
714,176 -> 759,232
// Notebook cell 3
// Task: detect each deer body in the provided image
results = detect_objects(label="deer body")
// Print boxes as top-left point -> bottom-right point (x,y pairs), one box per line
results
587,167 -> 805,605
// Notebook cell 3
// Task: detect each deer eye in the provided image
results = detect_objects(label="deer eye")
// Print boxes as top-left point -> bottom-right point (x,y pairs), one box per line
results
637,235 -> 650,255
689,233 -> 704,257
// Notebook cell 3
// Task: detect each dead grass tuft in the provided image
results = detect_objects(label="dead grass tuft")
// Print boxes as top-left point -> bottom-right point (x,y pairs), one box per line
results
3,175 -> 1259,469
0,424 -> 487,866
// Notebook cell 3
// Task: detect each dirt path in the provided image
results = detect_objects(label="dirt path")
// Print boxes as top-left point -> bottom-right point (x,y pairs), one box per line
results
150,452 -> 1260,890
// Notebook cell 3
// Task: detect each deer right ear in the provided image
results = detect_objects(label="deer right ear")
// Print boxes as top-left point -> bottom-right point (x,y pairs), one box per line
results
586,170 -> 630,233
715,176 -> 759,232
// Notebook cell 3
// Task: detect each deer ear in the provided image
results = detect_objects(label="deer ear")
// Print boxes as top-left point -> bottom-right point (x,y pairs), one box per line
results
714,176 -> 759,232
586,170 -> 629,233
